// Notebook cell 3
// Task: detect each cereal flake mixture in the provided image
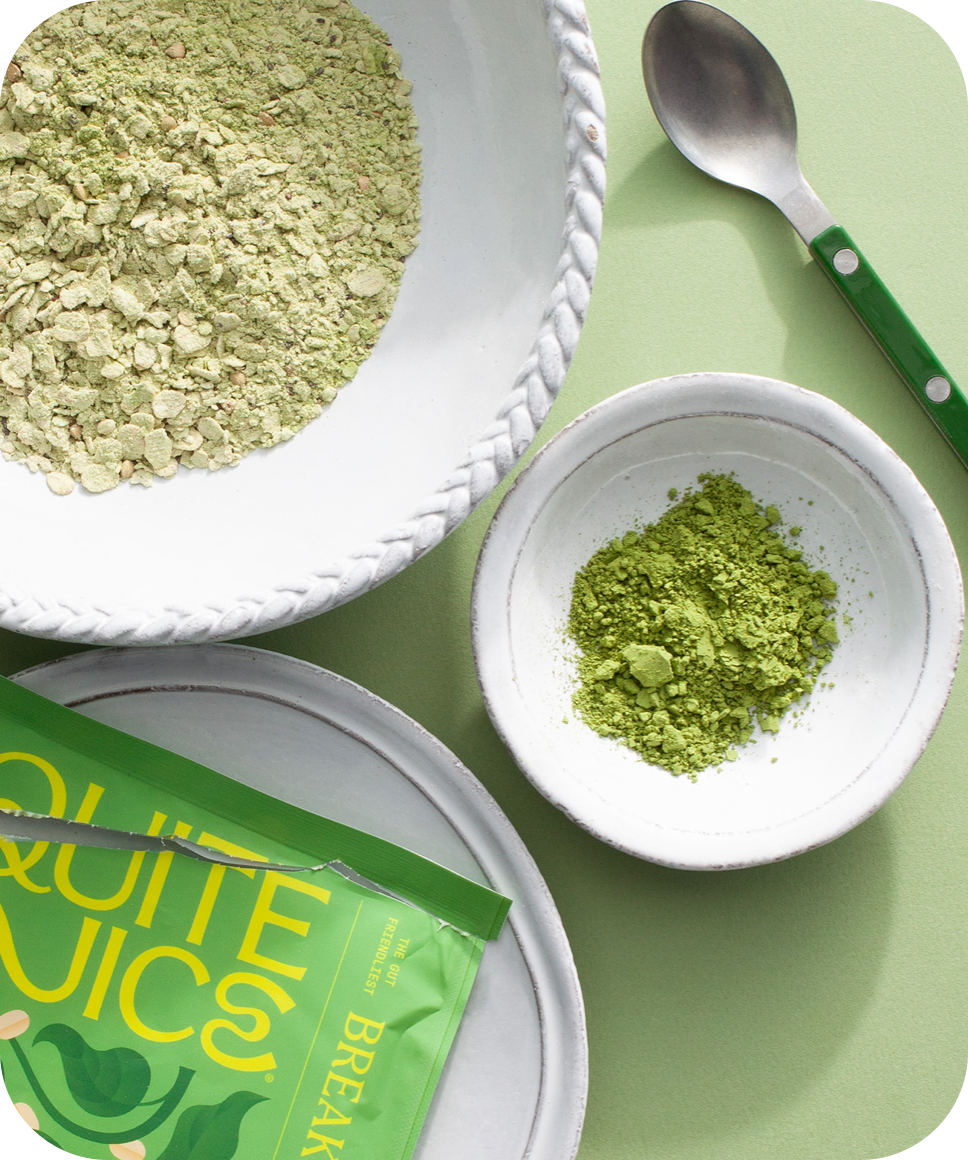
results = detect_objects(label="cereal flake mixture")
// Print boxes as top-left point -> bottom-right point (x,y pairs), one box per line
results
0,0 -> 420,494
567,474 -> 840,776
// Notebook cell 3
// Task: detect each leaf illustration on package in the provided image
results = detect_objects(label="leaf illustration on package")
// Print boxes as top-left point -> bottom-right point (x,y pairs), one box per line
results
8,1020 -> 194,1143
37,1129 -> 65,1148
157,1090 -> 269,1160
33,1023 -> 152,1116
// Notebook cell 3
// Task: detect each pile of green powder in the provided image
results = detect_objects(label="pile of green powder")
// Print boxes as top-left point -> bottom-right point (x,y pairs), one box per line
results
567,474 -> 839,776
0,0 -> 420,494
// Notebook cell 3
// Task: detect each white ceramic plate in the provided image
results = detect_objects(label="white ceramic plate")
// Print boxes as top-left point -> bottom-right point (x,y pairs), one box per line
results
6,644 -> 587,1160
0,0 -> 604,645
472,372 -> 965,870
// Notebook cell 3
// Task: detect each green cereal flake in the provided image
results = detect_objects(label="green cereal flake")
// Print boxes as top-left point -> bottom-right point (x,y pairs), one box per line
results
0,0 -> 420,493
566,474 -> 839,776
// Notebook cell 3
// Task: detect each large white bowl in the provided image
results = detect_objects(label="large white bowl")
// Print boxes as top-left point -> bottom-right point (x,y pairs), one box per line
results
472,373 -> 965,870
0,0 -> 604,644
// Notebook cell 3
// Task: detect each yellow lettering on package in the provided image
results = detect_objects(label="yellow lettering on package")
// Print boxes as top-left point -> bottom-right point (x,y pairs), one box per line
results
313,1101 -> 352,1127
186,833 -> 268,947
301,1130 -> 345,1157
135,820 -> 193,929
343,1012 -> 384,1044
83,925 -> 128,1020
0,836 -> 50,895
237,871 -> 331,981
0,899 -> 100,1002
331,1041 -> 375,1075
54,789 -> 165,911
200,971 -> 294,1072
0,752 -> 68,816
321,1071 -> 364,1103
0,751 -> 68,893
119,945 -> 209,1042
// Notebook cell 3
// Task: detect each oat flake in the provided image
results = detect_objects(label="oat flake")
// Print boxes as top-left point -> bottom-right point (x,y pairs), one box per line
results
0,0 -> 421,493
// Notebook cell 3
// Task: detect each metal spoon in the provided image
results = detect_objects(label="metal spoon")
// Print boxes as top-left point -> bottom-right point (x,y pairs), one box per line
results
642,0 -> 968,470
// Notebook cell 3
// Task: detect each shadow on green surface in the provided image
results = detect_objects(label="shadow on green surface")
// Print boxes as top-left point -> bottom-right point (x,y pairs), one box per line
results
604,139 -> 944,479
0,629 -> 89,679
569,810 -> 896,1156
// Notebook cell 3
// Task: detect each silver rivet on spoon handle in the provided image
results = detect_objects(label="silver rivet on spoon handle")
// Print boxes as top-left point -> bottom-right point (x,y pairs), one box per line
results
641,0 -> 968,470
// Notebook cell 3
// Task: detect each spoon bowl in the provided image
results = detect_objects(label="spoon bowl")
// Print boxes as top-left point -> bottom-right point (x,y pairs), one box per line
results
642,0 -> 831,242
642,1 -> 799,199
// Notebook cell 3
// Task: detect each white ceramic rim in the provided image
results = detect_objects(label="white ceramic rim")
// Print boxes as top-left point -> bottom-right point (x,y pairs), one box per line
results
11,643 -> 589,1160
0,0 -> 605,646
472,372 -> 965,870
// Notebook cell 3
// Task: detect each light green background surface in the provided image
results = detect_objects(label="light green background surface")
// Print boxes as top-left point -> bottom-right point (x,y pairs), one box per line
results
2,1 -> 968,1157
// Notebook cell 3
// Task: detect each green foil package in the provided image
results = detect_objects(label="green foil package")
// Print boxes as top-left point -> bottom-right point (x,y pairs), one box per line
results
0,673 -> 510,1159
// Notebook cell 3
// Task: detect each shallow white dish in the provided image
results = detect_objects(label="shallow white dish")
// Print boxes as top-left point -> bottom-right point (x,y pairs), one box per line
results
472,372 -> 964,870
0,0 -> 604,645
7,644 -> 587,1160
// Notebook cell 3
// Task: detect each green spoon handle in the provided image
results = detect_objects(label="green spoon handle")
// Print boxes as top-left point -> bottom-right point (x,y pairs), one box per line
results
811,224 -> 968,471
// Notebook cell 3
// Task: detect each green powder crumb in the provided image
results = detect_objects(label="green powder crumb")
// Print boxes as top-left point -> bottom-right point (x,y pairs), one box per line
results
0,0 -> 419,493
566,473 -> 839,776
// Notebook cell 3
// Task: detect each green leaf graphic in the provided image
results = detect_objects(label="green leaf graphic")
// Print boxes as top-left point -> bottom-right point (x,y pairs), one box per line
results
37,1130 -> 64,1148
11,1034 -> 194,1144
33,1023 -> 151,1117
158,1091 -> 268,1160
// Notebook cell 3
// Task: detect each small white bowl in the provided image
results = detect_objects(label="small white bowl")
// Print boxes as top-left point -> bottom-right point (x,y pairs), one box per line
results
472,373 -> 964,870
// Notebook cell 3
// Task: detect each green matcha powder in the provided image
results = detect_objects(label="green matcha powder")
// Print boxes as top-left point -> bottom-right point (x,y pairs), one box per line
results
567,474 -> 839,776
